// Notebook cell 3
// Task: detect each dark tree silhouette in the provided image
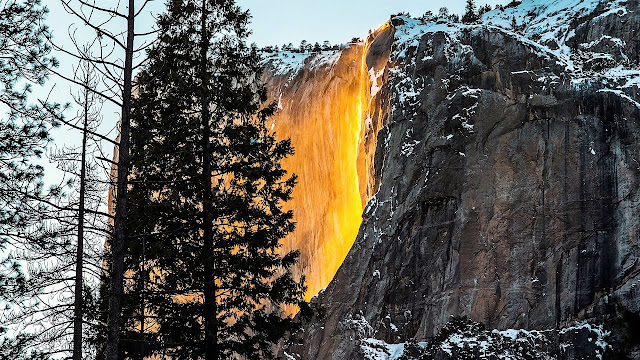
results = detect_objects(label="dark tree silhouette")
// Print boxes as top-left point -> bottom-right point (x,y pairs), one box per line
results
126,0 -> 309,358
462,0 -> 479,23
0,0 -> 57,285
53,1 -> 160,357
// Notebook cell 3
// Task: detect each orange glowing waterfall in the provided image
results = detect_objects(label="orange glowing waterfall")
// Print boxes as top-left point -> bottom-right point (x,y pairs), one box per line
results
266,23 -> 391,300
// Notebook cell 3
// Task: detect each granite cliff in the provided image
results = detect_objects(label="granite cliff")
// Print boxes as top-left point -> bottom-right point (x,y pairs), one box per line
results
264,0 -> 640,358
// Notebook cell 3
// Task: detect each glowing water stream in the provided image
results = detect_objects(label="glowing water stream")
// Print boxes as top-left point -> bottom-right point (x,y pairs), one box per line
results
271,24 -> 390,300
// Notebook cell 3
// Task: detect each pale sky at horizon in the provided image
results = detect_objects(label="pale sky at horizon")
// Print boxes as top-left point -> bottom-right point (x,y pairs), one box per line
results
238,0 -> 512,46
44,0 -> 512,47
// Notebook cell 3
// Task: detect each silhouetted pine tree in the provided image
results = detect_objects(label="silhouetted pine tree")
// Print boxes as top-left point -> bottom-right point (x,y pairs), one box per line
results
462,0 -> 479,23
478,4 -> 492,17
0,1 -> 61,357
0,0 -> 56,285
438,7 -> 449,19
298,39 -> 308,53
127,0 -> 308,358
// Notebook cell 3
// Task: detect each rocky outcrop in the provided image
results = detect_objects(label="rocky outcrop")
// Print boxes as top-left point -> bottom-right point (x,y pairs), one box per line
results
267,0 -> 640,359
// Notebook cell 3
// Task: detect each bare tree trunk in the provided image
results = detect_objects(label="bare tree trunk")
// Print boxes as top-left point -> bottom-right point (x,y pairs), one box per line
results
72,71 -> 90,360
105,0 -> 135,358
137,236 -> 145,360
200,1 -> 218,359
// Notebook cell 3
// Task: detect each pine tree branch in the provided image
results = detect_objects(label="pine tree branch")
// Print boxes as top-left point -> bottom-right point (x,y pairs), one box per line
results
38,100 -> 119,146
134,0 -> 155,18
61,0 -> 127,50
75,0 -> 127,19
45,65 -> 123,107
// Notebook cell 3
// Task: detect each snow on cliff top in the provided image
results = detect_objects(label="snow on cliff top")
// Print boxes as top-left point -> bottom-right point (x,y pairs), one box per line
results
390,0 -> 639,99
482,0 -> 627,37
264,0 -> 639,106
264,0 -> 633,80
393,0 -> 629,69
261,51 -> 309,76
262,50 -> 341,76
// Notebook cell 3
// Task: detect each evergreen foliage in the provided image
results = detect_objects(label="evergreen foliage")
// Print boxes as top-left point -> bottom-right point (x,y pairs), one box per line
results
1,58 -> 107,360
0,0 -> 57,288
299,39 -> 309,52
462,0 -> 479,23
418,11 -> 434,22
438,7 -> 449,19
125,0 -> 308,358
0,1 -> 64,357
478,4 -> 492,17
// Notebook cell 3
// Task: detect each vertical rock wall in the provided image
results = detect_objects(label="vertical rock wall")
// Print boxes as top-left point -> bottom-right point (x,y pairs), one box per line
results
262,25 -> 393,300
269,1 -> 640,358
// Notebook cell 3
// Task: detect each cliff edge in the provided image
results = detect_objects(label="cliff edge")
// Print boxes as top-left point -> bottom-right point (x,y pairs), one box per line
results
265,0 -> 640,358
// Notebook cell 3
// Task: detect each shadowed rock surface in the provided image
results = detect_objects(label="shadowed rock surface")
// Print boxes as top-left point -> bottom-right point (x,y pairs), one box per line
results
265,1 -> 640,359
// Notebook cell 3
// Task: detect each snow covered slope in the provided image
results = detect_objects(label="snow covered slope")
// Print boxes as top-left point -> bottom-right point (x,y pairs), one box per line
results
390,0 -> 640,110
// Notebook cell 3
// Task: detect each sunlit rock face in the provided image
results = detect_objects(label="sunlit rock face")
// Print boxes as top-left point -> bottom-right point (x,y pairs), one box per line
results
268,0 -> 640,359
262,25 -> 394,300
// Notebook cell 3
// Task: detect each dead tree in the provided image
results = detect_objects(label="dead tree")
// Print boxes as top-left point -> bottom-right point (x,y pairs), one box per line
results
49,1 -> 158,358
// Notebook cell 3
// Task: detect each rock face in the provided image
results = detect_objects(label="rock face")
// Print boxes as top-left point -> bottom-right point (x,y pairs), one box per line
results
262,45 -> 367,301
266,0 -> 640,358
262,25 -> 393,300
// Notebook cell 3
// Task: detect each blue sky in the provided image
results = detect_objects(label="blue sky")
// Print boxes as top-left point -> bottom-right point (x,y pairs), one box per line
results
38,0 -> 510,183
45,1 -> 512,48
238,0 -> 511,46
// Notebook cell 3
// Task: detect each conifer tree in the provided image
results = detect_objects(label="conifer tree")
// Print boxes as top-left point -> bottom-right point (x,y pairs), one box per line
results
438,7 -> 449,19
462,0 -> 479,23
478,4 -> 492,17
127,0 -> 308,358
0,0 -> 57,288
0,2 -> 110,359
0,2 -> 62,356
4,60 -> 109,360
299,39 -> 308,53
